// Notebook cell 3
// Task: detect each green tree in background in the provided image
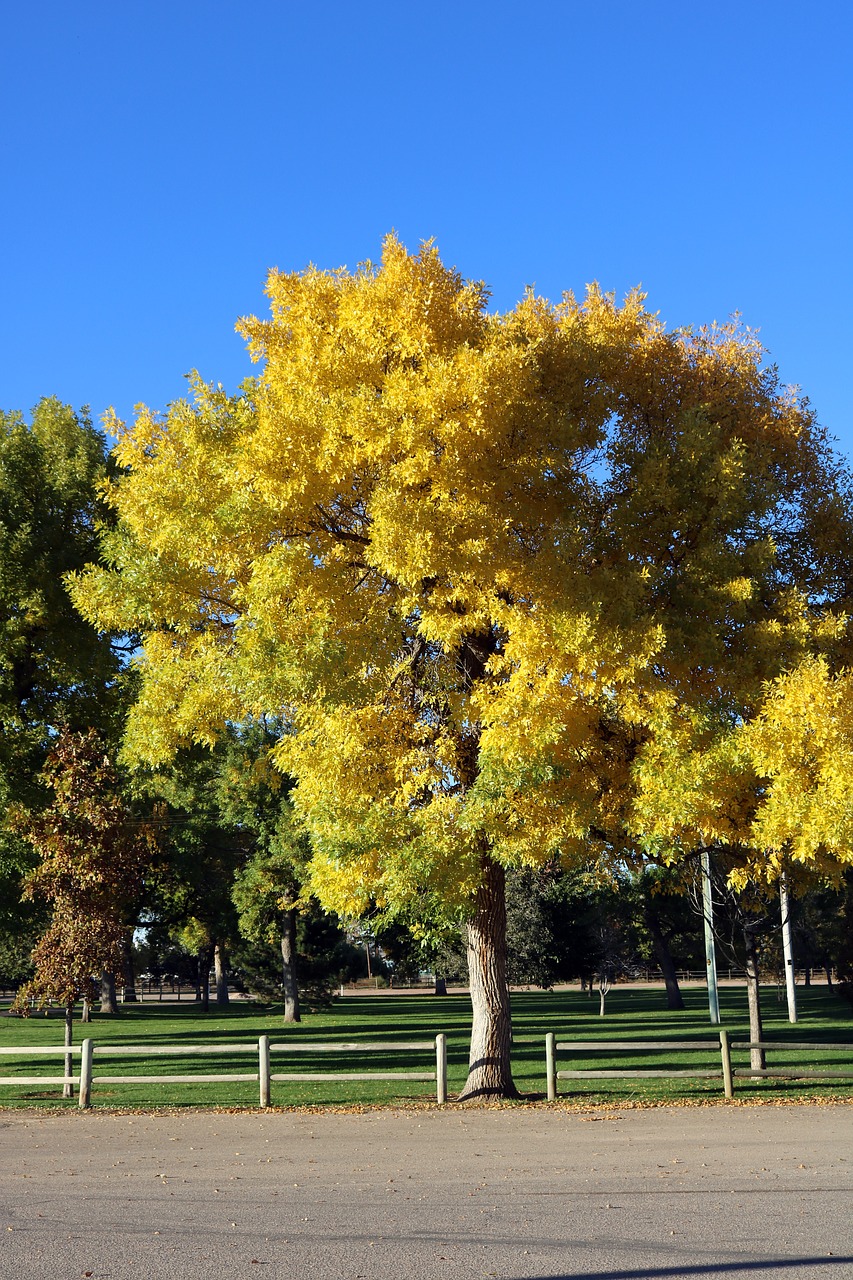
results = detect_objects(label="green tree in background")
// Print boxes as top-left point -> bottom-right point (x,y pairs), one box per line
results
0,399 -> 127,983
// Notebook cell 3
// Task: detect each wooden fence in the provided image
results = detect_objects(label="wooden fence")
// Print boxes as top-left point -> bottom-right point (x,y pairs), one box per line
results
545,1032 -> 853,1099
729,1040 -> 853,1085
545,1032 -> 735,1100
0,1035 -> 448,1108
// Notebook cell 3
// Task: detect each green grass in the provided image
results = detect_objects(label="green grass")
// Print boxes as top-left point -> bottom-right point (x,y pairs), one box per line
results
0,983 -> 850,1110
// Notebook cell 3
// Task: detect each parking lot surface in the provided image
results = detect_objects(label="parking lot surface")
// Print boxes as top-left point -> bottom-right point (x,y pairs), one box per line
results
1,1103 -> 852,1279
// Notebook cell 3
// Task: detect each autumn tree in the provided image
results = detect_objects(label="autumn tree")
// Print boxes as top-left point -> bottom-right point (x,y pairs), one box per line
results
71,237 -> 844,1098
12,731 -> 155,1089
631,642 -> 853,1048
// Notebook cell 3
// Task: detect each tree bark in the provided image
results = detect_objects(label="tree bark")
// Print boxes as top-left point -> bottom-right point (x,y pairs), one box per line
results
280,909 -> 301,1023
743,925 -> 766,1071
433,976 -> 448,996
100,971 -> 118,1015
214,942 -> 229,1007
642,901 -> 685,1010
198,944 -> 214,1012
81,998 -> 91,1023
458,855 -> 518,1100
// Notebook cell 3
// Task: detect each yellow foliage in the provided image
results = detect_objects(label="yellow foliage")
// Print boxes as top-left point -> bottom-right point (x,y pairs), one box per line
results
741,657 -> 853,877
70,236 -> 849,916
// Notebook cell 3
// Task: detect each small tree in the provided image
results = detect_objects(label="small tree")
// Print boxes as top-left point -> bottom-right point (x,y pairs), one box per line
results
12,731 -> 155,1093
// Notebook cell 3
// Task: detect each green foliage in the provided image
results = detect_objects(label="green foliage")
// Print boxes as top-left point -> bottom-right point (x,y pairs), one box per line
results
135,741 -> 245,1007
0,399 -> 124,794
231,901 -> 361,1008
0,398 -> 129,972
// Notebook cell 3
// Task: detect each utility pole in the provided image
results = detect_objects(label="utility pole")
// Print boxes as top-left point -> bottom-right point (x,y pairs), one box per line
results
701,848 -> 721,1025
780,869 -> 797,1023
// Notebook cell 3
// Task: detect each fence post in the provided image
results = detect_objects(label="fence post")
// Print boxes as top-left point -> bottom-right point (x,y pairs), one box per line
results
78,1038 -> 93,1110
719,1028 -> 733,1099
259,1035 -> 271,1108
546,1032 -> 557,1102
435,1034 -> 447,1104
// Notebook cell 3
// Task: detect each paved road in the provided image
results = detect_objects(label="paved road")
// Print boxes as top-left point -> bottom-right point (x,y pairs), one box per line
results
1,1104 -> 851,1280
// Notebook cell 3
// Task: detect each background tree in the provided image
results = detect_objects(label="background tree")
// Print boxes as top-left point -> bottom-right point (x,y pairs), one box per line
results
794,878 -> 851,989
71,238 -> 846,1099
231,843 -> 306,1020
139,744 -> 244,1012
0,398 -> 127,986
12,731 -> 155,1092
219,721 -> 312,1021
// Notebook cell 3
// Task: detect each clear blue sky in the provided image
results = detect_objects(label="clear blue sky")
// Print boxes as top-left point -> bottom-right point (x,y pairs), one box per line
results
3,2 -> 851,456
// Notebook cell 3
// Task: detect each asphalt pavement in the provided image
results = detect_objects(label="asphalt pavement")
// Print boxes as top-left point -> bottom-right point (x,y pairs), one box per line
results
1,1103 -> 851,1280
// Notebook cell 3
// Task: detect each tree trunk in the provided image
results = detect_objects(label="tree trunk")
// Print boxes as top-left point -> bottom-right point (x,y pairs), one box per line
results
100,971 -> 118,1015
198,945 -> 213,1012
642,901 -> 685,1010
214,942 -> 229,1007
458,855 -> 517,1100
280,909 -> 301,1023
743,925 -> 765,1071
63,1005 -> 73,1100
599,988 -> 606,1017
81,998 -> 91,1023
121,933 -> 137,1002
433,976 -> 448,996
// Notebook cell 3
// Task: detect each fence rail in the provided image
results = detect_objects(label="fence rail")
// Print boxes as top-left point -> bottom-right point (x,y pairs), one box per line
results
546,1032 -> 853,1098
0,1034 -> 449,1108
729,1040 -> 853,1082
545,1032 -> 736,1099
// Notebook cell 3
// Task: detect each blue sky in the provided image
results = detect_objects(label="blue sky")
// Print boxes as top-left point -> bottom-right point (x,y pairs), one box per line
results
3,2 -> 851,457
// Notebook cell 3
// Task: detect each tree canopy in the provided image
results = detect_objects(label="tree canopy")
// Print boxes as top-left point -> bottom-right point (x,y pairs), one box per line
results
71,236 -> 852,1095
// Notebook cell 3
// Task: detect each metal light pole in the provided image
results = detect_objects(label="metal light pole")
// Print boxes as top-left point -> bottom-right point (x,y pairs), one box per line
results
780,869 -> 798,1023
701,848 -> 721,1025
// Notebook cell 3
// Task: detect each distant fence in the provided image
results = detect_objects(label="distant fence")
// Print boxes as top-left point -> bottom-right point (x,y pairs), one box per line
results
0,1035 -> 448,1108
545,1032 -> 853,1099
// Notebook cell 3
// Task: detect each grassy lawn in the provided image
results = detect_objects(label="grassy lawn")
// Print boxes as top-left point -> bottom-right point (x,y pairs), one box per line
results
0,983 -> 850,1110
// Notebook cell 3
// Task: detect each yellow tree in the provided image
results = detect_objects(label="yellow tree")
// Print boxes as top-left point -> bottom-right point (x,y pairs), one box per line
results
72,237 -> 834,1098
742,657 -> 853,871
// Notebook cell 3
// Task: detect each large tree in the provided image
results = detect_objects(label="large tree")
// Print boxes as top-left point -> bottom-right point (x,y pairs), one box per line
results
71,237 -> 841,1098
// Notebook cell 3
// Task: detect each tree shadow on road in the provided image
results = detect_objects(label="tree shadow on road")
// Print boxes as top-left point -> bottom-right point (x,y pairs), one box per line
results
513,1258 -> 853,1280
